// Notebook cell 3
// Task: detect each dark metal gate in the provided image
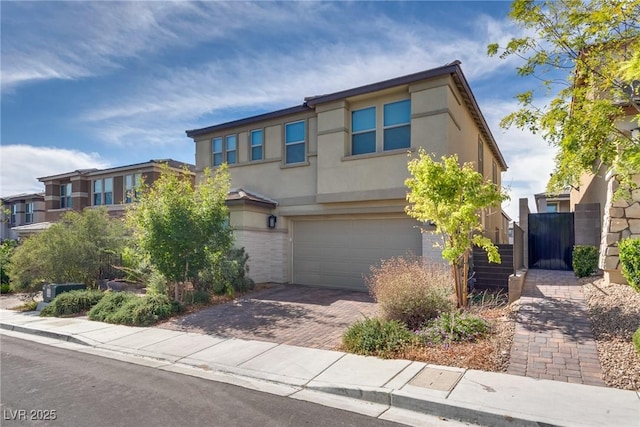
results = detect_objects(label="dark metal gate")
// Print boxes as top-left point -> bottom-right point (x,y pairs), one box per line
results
528,213 -> 575,270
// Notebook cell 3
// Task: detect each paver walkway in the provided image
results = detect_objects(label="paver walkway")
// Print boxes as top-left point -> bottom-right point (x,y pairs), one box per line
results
158,284 -> 378,350
507,269 -> 606,386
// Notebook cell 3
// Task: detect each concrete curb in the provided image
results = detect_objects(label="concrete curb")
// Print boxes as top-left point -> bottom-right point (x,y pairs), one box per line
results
3,319 -> 638,427
0,321 -> 561,426
1,322 -> 91,346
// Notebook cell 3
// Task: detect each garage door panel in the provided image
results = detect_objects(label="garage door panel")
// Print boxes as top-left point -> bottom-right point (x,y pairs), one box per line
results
293,218 -> 421,291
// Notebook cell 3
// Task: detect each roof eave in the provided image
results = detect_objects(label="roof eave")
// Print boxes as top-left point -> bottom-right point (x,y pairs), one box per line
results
186,104 -> 312,138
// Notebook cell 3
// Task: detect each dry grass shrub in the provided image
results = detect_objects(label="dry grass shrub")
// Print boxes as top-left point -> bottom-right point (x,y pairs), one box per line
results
366,256 -> 454,330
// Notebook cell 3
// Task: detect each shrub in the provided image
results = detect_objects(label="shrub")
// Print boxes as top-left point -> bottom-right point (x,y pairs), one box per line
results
0,240 -> 17,285
1,283 -> 12,294
572,245 -> 599,278
88,292 -> 181,326
633,326 -> 640,355
182,290 -> 211,305
40,289 -> 105,317
366,256 -> 454,330
9,208 -> 128,289
342,317 -> 415,357
88,292 -> 133,322
418,311 -> 490,345
198,248 -> 255,297
14,300 -> 38,312
619,238 -> 640,292
145,268 -> 170,296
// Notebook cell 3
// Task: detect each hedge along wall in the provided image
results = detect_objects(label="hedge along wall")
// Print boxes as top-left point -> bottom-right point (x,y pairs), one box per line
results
600,173 -> 640,284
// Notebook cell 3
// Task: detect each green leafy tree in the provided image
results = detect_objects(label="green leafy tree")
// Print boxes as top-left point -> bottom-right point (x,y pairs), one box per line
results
9,208 -> 128,291
127,164 -> 232,301
405,151 -> 508,307
0,240 -> 17,285
488,0 -> 640,193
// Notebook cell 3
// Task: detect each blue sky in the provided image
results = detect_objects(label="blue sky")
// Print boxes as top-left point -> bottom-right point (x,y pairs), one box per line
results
0,1 -> 558,221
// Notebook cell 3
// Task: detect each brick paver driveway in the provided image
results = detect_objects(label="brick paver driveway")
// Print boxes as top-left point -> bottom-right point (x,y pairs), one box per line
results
158,285 -> 378,350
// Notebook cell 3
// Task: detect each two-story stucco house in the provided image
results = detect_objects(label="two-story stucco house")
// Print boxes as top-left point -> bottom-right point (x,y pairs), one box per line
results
37,159 -> 195,223
187,61 -> 508,291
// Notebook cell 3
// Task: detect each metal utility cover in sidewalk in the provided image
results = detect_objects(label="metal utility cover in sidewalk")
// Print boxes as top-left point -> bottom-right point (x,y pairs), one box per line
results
409,367 -> 463,391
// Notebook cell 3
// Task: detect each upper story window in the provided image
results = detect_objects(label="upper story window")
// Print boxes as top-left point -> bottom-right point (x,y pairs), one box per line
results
93,178 -> 113,206
212,135 -> 237,166
547,203 -> 558,213
226,135 -> 237,165
351,107 -> 376,155
477,137 -> 484,174
25,202 -> 34,223
10,205 -> 17,225
383,99 -> 410,151
251,129 -> 263,161
285,120 -> 305,164
125,173 -> 142,203
212,137 -> 223,166
60,183 -> 72,208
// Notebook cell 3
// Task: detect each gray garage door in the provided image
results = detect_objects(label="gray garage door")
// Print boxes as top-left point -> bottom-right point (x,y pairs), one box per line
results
292,218 -> 422,291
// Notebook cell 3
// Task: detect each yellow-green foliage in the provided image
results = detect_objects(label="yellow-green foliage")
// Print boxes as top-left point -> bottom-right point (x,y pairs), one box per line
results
488,0 -> 640,194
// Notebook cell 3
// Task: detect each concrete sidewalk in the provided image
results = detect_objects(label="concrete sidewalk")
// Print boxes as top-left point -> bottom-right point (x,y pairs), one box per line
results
1,309 -> 638,427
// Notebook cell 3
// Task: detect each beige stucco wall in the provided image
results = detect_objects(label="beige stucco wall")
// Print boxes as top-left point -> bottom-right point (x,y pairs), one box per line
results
194,73 -> 508,282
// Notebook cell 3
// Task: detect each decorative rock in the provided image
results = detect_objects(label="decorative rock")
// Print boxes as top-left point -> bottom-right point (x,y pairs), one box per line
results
602,255 -> 620,270
625,202 -> 640,218
606,247 -> 619,256
609,207 -> 625,218
609,218 -> 629,232
630,219 -> 640,234
612,198 -> 630,207
606,232 -> 620,245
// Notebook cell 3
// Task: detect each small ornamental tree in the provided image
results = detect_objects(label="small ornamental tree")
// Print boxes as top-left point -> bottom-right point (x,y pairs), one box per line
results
405,151 -> 508,307
126,164 -> 232,301
487,0 -> 640,194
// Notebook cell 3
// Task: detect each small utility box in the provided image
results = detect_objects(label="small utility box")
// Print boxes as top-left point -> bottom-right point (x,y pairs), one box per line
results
42,283 -> 86,303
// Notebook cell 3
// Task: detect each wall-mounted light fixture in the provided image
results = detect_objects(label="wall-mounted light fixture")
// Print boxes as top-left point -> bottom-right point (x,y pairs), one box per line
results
268,215 -> 277,229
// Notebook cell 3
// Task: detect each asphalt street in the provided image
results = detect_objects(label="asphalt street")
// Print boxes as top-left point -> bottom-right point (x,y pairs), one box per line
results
0,335 -> 404,427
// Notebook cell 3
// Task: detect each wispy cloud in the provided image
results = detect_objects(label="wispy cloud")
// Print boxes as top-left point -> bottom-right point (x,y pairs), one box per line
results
78,10 -> 528,147
0,145 -> 110,197
1,1 -> 338,91
482,99 -> 558,220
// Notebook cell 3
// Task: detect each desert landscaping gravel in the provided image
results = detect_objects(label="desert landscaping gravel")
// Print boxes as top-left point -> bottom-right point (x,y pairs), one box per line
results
583,278 -> 640,391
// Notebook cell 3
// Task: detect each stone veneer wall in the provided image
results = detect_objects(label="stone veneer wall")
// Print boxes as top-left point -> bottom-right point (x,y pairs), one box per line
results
599,173 -> 640,283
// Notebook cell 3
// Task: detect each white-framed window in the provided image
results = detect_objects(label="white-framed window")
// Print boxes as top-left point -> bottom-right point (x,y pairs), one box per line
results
60,183 -> 72,208
383,99 -> 410,151
250,129 -> 263,161
547,203 -> 558,213
351,106 -> 376,155
478,137 -> 484,174
93,178 -> 113,206
125,173 -> 142,203
226,135 -> 237,164
10,205 -> 17,225
285,120 -> 305,164
25,202 -> 34,223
